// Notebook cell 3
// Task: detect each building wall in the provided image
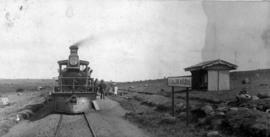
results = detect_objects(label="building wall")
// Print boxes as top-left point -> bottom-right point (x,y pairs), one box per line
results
230,69 -> 270,90
219,70 -> 230,90
208,70 -> 230,91
208,70 -> 218,91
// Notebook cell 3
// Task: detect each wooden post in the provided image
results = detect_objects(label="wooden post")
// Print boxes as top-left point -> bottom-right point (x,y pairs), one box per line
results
172,86 -> 175,117
217,70 -> 220,91
168,76 -> 191,120
186,87 -> 189,126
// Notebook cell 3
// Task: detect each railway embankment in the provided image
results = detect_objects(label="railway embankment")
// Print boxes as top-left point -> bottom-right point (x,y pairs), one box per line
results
0,90 -> 48,136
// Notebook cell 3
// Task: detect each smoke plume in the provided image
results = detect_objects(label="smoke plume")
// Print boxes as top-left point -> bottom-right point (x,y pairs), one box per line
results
201,1 -> 270,69
261,26 -> 270,48
71,36 -> 96,48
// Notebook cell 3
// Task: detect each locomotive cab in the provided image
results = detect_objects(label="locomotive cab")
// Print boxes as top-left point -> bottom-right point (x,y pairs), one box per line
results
56,60 -> 92,92
52,45 -> 97,114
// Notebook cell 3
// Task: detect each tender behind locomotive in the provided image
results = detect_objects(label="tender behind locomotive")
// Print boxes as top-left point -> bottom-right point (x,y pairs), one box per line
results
52,45 -> 97,114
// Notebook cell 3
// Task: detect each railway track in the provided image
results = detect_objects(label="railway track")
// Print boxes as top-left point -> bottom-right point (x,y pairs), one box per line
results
54,113 -> 97,137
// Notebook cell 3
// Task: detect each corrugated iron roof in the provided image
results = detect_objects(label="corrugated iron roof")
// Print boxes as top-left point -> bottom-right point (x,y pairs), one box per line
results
184,59 -> 237,71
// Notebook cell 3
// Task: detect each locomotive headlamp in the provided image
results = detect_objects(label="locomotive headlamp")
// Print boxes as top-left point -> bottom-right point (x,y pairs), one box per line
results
69,56 -> 78,65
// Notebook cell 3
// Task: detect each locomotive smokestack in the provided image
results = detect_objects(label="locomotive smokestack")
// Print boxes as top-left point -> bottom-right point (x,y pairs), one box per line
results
68,45 -> 80,67
69,45 -> 79,54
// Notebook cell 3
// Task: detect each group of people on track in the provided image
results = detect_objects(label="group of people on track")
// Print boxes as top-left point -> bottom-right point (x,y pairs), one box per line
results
94,79 -> 118,100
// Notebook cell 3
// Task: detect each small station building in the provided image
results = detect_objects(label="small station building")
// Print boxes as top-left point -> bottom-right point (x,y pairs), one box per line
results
184,59 -> 237,91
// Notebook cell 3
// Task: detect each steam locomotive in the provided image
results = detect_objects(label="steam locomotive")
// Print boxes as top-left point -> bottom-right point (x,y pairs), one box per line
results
51,45 -> 97,114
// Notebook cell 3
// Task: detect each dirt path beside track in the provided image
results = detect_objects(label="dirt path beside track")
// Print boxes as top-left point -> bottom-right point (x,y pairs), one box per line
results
3,98 -> 150,137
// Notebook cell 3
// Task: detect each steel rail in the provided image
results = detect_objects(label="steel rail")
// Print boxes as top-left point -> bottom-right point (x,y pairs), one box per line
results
53,114 -> 97,137
83,113 -> 97,137
54,115 -> 63,137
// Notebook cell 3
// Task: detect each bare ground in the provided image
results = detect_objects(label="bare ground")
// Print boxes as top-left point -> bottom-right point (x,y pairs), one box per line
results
2,98 -> 151,137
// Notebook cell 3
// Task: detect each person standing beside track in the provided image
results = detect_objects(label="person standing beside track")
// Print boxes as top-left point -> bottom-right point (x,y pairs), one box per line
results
99,80 -> 106,99
114,85 -> 118,96
94,78 -> 98,92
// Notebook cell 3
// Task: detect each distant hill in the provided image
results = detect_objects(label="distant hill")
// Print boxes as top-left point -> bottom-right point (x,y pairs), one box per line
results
0,79 -> 54,93
117,78 -> 186,94
117,68 -> 270,94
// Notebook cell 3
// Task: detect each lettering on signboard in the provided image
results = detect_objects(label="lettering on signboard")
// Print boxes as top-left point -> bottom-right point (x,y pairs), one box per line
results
168,76 -> 191,87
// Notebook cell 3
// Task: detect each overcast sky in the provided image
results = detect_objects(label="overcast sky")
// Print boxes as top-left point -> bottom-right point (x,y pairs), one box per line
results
0,0 -> 270,81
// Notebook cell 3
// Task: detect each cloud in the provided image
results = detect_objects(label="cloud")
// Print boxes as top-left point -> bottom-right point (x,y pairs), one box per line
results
0,0 -> 206,81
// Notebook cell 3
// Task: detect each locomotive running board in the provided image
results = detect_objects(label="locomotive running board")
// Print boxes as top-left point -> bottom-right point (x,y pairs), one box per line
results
52,92 -> 96,95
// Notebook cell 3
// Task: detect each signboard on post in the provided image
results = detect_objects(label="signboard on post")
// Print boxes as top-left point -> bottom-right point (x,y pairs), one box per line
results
168,76 -> 192,87
167,76 -> 191,126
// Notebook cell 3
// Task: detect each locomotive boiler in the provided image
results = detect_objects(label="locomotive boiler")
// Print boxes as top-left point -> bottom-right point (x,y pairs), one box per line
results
52,45 -> 97,114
